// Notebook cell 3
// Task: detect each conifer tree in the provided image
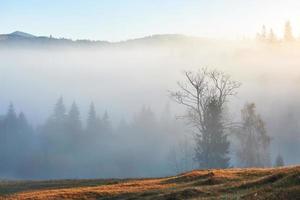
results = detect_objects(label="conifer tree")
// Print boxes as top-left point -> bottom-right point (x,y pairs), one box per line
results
67,101 -> 82,135
86,102 -> 101,135
102,111 -> 112,134
17,112 -> 33,140
256,25 -> 267,42
195,97 -> 230,168
284,21 -> 294,42
4,103 -> 18,143
268,28 -> 277,43
5,103 -> 17,126
53,97 -> 66,123
170,69 -> 240,169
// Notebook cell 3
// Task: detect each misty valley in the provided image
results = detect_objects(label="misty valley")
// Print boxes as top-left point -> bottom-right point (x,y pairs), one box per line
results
0,28 -> 300,181
2,1 -> 300,199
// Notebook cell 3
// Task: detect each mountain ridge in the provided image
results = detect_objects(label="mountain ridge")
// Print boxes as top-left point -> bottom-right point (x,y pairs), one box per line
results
0,31 -> 211,48
9,31 -> 36,38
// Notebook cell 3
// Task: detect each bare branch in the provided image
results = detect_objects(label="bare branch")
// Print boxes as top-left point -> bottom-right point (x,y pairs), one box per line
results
169,68 -> 241,136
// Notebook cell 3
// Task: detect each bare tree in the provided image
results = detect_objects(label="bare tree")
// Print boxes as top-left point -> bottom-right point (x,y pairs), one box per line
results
170,68 -> 240,169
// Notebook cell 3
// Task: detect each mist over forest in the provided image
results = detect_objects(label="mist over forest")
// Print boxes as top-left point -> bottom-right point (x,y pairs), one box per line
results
0,27 -> 300,179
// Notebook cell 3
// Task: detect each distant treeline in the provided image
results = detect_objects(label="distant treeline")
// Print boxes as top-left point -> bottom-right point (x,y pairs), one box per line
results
0,93 -> 285,179
0,97 -> 188,179
257,20 -> 299,43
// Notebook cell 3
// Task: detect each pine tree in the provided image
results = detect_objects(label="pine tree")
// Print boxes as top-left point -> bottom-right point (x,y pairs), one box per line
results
18,112 -> 28,128
268,28 -> 277,43
257,25 -> 267,42
2,103 -> 19,172
195,97 -> 230,169
54,97 -> 66,120
51,96 -> 67,135
41,97 -> 68,156
102,111 -> 112,134
15,111 -> 35,173
284,21 -> 294,42
86,102 -> 101,135
17,112 -> 33,140
134,106 -> 156,129
5,103 -> 17,125
67,101 -> 82,135
4,103 -> 18,142
64,101 -> 82,156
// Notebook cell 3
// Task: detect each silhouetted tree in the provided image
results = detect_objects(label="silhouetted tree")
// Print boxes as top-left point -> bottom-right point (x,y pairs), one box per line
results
40,97 -> 69,175
17,112 -> 33,145
18,112 -> 29,128
3,103 -> 18,153
0,104 -> 36,177
5,103 -> 18,130
15,111 -> 35,177
86,102 -> 101,136
67,102 -> 82,135
268,28 -> 277,43
65,101 -> 82,154
0,103 -> 18,173
170,68 -> 240,169
102,111 -> 112,135
284,21 -> 294,42
195,97 -> 230,168
133,106 -> 156,130
237,103 -> 271,167
53,97 -> 67,123
256,25 -> 267,42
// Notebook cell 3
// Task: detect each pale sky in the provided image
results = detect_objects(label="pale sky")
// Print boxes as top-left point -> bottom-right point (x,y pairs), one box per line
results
1,0 -> 300,41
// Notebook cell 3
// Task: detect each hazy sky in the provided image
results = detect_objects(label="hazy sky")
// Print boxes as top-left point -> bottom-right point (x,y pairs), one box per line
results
1,0 -> 300,41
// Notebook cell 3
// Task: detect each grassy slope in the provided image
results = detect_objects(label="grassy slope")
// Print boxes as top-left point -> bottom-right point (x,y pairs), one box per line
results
0,166 -> 299,200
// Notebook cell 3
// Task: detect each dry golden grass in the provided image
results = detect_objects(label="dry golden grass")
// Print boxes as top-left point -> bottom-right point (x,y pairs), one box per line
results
1,166 -> 299,200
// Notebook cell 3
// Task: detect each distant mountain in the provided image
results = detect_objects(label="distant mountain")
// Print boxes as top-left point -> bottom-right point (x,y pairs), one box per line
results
9,31 -> 36,38
0,31 -> 36,40
0,31 -> 110,48
0,31 -> 213,48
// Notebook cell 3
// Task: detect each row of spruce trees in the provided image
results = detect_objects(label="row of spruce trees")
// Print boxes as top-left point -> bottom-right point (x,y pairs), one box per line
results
0,97 -> 185,179
257,21 -> 300,43
0,96 -> 285,179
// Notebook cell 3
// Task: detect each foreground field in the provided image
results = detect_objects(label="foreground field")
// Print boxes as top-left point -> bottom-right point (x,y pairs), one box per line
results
0,166 -> 299,200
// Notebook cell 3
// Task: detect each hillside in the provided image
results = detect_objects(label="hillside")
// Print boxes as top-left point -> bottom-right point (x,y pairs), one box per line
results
0,31 -> 110,47
0,166 -> 299,200
0,31 -> 216,49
